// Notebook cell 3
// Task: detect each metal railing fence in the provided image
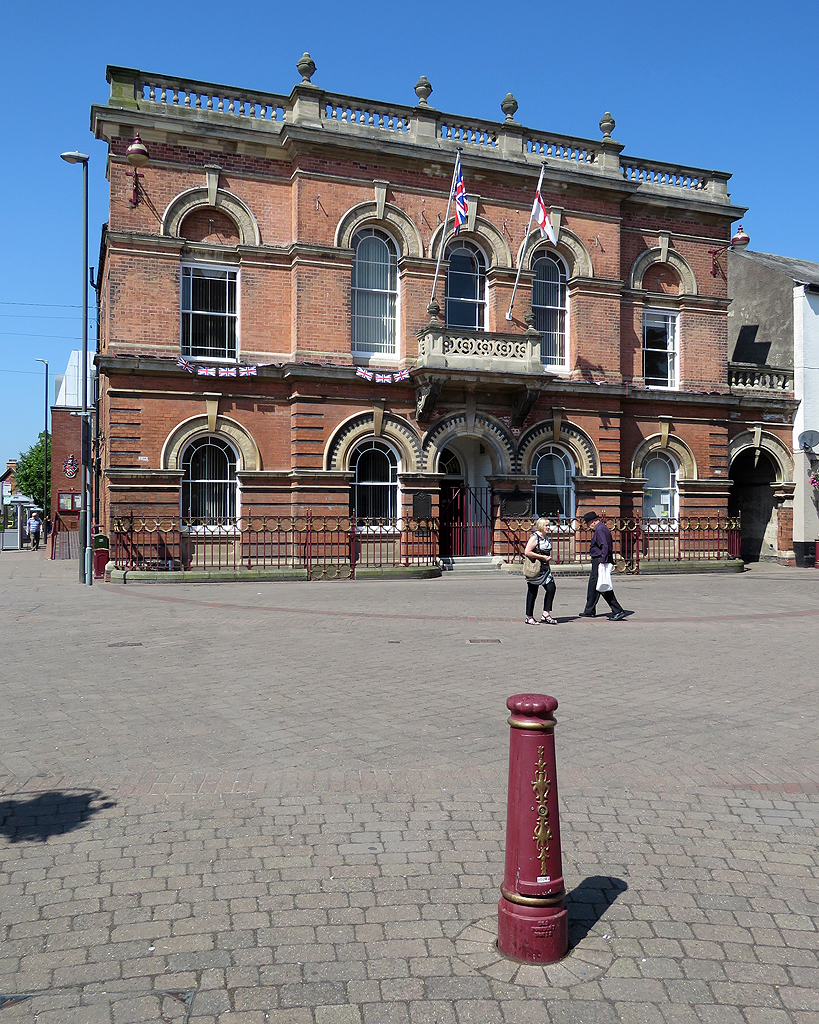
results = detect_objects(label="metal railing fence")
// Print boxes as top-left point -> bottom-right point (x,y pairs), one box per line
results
111,514 -> 438,579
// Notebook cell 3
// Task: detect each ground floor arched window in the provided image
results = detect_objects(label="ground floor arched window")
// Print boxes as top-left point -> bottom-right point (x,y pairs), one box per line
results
533,445 -> 575,518
349,439 -> 399,521
181,436 -> 238,522
642,451 -> 678,520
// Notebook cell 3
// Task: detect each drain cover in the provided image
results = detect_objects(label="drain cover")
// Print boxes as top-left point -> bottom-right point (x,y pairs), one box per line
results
108,642 -> 143,648
469,639 -> 501,644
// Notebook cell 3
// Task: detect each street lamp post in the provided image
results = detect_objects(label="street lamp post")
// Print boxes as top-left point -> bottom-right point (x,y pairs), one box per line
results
60,150 -> 92,586
34,358 -> 48,526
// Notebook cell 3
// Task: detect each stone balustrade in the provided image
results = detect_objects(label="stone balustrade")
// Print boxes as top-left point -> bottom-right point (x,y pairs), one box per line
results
104,65 -> 734,203
728,363 -> 794,392
132,71 -> 287,122
416,325 -> 543,375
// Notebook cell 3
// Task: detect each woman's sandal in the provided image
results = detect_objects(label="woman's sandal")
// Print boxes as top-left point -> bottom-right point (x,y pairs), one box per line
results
525,617 -> 538,625
540,614 -> 558,624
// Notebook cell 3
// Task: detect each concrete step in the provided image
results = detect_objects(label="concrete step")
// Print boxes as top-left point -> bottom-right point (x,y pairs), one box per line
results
440,557 -> 499,574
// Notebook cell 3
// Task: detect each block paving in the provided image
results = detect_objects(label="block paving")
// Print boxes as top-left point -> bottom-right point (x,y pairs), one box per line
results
1,551 -> 817,1022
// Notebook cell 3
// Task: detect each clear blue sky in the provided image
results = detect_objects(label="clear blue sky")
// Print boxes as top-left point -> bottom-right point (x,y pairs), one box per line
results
2,0 -> 817,469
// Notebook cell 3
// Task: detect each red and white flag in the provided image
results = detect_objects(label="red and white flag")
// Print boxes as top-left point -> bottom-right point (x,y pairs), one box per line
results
533,189 -> 557,245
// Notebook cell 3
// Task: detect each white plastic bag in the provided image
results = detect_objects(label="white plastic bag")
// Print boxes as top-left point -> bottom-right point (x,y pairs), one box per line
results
596,562 -> 613,592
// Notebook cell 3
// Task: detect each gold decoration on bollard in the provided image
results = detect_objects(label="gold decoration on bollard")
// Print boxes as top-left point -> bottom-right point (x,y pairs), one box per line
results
532,746 -> 552,874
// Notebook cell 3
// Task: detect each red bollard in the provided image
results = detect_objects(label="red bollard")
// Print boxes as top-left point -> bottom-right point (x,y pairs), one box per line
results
498,693 -> 568,964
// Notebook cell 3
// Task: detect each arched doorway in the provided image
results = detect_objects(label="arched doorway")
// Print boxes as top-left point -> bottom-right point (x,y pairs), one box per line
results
728,450 -> 777,562
437,440 -> 493,557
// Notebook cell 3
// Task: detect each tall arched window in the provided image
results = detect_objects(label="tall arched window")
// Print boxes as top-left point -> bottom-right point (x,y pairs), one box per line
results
532,251 -> 568,368
642,452 -> 678,519
445,241 -> 486,329
351,229 -> 398,356
533,446 -> 575,518
349,439 -> 399,521
181,436 -> 238,522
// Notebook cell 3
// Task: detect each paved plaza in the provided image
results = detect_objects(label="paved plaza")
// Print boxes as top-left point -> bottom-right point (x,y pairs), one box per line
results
1,552 -> 818,1024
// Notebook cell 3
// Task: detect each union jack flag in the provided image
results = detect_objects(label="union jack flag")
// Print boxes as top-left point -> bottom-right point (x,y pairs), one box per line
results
218,366 -> 237,377
238,365 -> 257,377
197,366 -> 217,377
355,367 -> 374,381
176,357 -> 195,373
393,368 -> 410,381
453,152 -> 468,236
375,373 -> 393,384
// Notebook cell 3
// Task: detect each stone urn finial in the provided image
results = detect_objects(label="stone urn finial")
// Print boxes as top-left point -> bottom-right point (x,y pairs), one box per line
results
414,76 -> 433,106
296,52 -> 317,84
427,299 -> 441,322
501,93 -> 518,122
524,309 -> 538,332
599,111 -> 615,140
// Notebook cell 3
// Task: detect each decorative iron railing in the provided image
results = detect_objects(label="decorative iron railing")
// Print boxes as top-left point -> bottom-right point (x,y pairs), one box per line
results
495,516 -> 742,573
110,514 -> 438,578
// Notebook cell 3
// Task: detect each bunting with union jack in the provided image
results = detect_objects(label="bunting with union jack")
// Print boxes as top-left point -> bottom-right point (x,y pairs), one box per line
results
375,372 -> 393,384
197,366 -> 217,377
355,367 -> 374,381
218,366 -> 237,377
393,368 -> 410,381
453,152 -> 468,236
238,365 -> 257,377
176,357 -> 195,373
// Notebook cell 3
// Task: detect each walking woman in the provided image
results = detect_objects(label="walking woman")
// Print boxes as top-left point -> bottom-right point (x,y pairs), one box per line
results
524,517 -> 557,624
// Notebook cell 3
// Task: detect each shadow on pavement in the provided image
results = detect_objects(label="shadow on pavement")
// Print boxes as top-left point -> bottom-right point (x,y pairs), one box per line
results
0,789 -> 116,843
566,874 -> 628,946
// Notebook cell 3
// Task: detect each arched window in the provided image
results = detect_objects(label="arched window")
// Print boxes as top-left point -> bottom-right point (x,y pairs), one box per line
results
181,436 -> 238,522
438,446 -> 463,477
445,241 -> 486,329
349,439 -> 399,521
642,452 -> 678,519
351,229 -> 398,356
532,251 -> 568,368
533,446 -> 575,518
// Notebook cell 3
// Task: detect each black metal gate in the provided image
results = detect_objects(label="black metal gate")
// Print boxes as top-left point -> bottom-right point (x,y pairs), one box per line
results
439,485 -> 492,557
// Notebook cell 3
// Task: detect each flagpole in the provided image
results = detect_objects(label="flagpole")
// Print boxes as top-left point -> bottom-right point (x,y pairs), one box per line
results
505,163 -> 545,322
430,149 -> 462,307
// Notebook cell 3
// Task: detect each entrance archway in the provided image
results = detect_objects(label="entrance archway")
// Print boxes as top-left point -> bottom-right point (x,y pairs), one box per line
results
437,439 -> 494,557
728,450 -> 777,562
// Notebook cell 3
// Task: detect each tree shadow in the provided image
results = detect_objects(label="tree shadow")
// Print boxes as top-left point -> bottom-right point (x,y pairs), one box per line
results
0,790 -> 116,843
566,874 -> 628,946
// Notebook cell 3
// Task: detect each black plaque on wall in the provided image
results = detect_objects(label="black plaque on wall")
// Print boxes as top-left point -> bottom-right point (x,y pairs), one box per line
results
412,491 -> 432,520
500,487 -> 532,518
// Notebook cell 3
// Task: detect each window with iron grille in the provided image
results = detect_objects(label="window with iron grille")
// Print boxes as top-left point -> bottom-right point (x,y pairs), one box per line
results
533,445 -> 575,518
181,266 -> 238,361
532,251 -> 568,368
181,436 -> 238,523
643,310 -> 678,388
445,241 -> 486,329
642,451 -> 678,519
351,229 -> 398,356
349,438 -> 398,521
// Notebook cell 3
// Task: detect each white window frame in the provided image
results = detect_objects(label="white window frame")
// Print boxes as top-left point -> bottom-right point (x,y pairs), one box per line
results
642,450 -> 679,525
444,240 -> 488,330
531,250 -> 569,370
180,263 -> 240,363
349,438 -> 401,527
351,228 -> 399,359
180,434 -> 240,529
532,445 -> 575,520
643,310 -> 679,389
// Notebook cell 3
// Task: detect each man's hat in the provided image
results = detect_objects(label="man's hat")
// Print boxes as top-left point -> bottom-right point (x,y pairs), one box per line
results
582,511 -> 598,524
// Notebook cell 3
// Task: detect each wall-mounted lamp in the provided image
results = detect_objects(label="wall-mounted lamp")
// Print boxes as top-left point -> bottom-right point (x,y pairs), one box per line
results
126,134 -> 149,206
709,224 -> 750,277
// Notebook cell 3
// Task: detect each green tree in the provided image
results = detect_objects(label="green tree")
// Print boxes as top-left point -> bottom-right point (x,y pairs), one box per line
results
15,431 -> 50,515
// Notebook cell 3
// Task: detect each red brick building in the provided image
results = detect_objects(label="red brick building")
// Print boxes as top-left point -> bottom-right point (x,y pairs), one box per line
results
90,59 -> 798,564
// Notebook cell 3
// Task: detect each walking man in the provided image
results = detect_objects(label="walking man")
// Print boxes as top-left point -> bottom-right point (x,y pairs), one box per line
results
578,511 -> 628,620
26,511 -> 43,552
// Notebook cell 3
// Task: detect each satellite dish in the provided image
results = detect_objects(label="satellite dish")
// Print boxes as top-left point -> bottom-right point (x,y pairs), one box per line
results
797,429 -> 819,451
